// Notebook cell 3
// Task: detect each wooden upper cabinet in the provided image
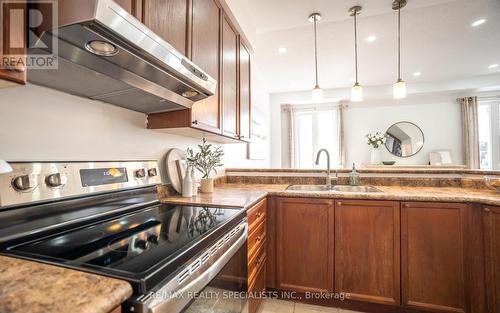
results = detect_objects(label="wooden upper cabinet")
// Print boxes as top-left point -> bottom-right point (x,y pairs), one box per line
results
221,15 -> 238,138
276,197 -> 334,293
114,0 -> 142,20
190,0 -> 221,133
142,0 -> 188,55
0,0 -> 26,87
484,206 -> 500,313
401,202 -> 469,313
334,200 -> 400,306
239,40 -> 251,141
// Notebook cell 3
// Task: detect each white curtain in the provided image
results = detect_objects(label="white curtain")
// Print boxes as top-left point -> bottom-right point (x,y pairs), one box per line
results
281,105 -> 295,168
337,103 -> 346,167
458,96 -> 480,169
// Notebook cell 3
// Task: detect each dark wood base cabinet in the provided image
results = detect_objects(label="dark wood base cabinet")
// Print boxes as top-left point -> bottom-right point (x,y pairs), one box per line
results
484,206 -> 500,313
275,197 -> 334,293
402,202 -> 471,313
247,198 -> 267,313
266,198 -> 489,313
335,200 -> 400,306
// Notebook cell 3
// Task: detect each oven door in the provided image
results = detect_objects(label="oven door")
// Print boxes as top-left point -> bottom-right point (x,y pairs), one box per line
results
137,221 -> 248,313
182,237 -> 248,313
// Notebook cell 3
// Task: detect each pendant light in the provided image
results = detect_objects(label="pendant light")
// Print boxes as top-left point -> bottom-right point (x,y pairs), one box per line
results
349,6 -> 363,102
309,13 -> 323,101
393,0 -> 407,99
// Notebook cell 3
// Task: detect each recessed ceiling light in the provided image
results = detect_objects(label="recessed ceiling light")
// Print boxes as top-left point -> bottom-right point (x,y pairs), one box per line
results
366,35 -> 377,42
471,18 -> 486,27
278,47 -> 287,54
488,64 -> 499,69
413,72 -> 421,77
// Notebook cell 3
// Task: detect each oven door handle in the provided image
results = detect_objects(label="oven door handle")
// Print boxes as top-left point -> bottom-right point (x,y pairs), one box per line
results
146,222 -> 248,313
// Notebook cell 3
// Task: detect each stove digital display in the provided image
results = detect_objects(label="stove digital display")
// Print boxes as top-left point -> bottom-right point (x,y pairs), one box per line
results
80,168 -> 128,187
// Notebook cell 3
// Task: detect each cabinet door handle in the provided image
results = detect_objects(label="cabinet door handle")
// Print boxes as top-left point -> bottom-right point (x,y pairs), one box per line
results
403,203 -> 410,208
484,207 -> 491,213
256,212 -> 262,218
337,201 -> 342,206
256,236 -> 261,242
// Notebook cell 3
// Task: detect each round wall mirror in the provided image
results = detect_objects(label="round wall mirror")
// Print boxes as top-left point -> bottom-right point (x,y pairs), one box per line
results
385,121 -> 424,157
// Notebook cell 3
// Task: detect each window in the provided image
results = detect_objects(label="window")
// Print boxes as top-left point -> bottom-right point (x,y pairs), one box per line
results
478,100 -> 500,170
292,106 -> 340,169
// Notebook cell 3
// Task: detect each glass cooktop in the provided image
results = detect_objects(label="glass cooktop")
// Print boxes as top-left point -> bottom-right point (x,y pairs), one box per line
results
9,204 -> 243,275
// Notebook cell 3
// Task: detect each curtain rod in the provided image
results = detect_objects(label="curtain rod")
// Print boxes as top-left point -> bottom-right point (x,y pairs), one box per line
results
478,95 -> 500,101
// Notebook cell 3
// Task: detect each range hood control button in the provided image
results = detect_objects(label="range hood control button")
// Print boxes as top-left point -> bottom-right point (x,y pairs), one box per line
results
12,175 -> 38,192
148,168 -> 157,177
45,173 -> 68,188
135,169 -> 146,179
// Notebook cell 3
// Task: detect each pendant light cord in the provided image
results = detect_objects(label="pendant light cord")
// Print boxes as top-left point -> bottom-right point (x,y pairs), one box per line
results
354,11 -> 359,84
397,4 -> 401,80
313,16 -> 319,88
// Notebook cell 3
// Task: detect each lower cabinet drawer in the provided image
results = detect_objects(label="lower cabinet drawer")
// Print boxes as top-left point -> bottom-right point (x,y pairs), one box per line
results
248,262 -> 266,313
248,198 -> 267,232
248,241 -> 266,287
248,219 -> 266,260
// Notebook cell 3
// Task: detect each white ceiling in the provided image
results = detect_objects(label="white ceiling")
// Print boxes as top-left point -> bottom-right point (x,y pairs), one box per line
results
237,0 -> 500,93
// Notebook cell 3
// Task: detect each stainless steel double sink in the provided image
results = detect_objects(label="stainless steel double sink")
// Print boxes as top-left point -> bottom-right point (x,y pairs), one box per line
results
286,184 -> 383,193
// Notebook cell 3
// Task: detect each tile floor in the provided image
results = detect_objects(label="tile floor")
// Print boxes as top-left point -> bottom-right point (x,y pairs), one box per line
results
258,299 -> 364,313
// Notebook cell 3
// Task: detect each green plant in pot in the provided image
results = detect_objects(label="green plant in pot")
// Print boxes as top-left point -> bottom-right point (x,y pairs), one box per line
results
187,138 -> 224,193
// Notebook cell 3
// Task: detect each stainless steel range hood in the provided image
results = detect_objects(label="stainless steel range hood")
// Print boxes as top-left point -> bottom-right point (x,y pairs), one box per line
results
28,0 -> 217,113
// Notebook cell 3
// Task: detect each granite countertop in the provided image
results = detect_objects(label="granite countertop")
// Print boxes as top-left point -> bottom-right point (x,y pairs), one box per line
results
225,167 -> 500,175
0,256 -> 132,313
159,184 -> 500,207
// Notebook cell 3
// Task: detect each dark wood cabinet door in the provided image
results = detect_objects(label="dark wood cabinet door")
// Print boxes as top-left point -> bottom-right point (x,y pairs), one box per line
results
142,0 -> 188,55
190,0 -> 221,133
0,0 -> 26,86
239,40 -> 251,141
401,202 -> 469,313
484,206 -> 500,313
114,0 -> 142,20
221,15 -> 238,138
335,200 -> 400,305
276,197 -> 334,293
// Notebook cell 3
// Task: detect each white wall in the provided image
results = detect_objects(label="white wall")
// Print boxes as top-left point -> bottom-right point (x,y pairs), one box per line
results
270,90 -> 464,167
0,83 -> 270,179
343,94 -> 463,166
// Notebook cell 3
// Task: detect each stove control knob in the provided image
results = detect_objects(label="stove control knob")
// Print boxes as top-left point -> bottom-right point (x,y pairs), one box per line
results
147,234 -> 159,244
135,239 -> 150,250
148,168 -> 158,177
45,173 -> 68,188
12,174 -> 38,192
135,169 -> 146,179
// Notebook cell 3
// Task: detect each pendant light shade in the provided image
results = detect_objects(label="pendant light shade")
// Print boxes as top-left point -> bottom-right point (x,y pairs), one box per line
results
0,160 -> 13,174
393,79 -> 407,99
349,6 -> 363,102
393,0 -> 407,99
309,13 -> 323,101
312,86 -> 323,101
351,83 -> 363,102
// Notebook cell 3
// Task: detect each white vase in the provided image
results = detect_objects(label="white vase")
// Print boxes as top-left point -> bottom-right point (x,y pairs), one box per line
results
182,166 -> 193,197
370,147 -> 381,165
200,178 -> 214,193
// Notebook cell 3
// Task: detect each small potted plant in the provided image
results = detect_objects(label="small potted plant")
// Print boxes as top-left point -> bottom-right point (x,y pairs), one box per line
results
366,132 -> 386,164
187,138 -> 224,193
